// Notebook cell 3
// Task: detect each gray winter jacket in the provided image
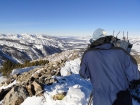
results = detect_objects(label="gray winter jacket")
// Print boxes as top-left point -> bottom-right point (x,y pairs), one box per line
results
80,43 -> 140,105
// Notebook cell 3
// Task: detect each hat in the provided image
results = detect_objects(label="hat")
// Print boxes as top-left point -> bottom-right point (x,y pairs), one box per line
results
89,28 -> 107,43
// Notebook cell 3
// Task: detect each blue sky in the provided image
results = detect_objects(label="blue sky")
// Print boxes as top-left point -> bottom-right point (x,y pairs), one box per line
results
0,0 -> 140,36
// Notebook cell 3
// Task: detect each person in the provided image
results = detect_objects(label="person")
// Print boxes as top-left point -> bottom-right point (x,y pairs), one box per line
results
79,28 -> 140,105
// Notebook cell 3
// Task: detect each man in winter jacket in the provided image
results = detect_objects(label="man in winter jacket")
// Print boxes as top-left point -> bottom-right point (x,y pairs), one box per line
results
80,28 -> 140,105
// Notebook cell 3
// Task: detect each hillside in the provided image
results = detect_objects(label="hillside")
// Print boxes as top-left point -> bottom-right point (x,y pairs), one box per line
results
0,34 -> 64,65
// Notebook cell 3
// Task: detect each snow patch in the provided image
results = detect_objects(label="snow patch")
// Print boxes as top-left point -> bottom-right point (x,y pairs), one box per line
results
0,73 -> 7,84
20,96 -> 44,105
60,58 -> 81,76
11,66 -> 39,75
0,80 -> 17,89
34,45 -> 43,49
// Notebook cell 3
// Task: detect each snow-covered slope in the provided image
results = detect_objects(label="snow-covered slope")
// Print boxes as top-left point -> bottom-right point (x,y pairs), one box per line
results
129,36 -> 140,53
55,36 -> 90,50
0,34 -> 91,65
0,34 -> 64,64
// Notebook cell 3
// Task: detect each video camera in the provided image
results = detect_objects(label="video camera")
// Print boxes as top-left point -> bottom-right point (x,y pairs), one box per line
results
110,31 -> 133,53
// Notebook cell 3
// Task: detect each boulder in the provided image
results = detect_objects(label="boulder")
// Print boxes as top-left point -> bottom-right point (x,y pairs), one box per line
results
49,78 -> 57,84
0,87 -> 12,101
53,92 -> 67,100
44,79 -> 50,84
26,84 -> 35,96
2,85 -> 29,105
32,80 -> 44,96
13,73 -> 20,79
4,79 -> 11,86
32,73 -> 40,79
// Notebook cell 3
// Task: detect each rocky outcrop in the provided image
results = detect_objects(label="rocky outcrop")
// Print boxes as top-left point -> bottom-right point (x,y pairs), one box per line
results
2,85 -> 29,105
0,49 -> 80,104
32,80 -> 44,96
43,49 -> 79,62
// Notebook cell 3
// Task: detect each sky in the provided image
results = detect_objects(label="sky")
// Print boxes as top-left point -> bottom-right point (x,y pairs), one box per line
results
0,0 -> 140,36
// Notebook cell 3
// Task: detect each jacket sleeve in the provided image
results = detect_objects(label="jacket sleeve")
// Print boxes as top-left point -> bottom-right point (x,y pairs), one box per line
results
125,54 -> 140,82
79,52 -> 90,79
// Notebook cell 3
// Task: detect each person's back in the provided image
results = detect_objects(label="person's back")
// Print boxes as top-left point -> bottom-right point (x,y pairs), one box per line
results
80,28 -> 140,105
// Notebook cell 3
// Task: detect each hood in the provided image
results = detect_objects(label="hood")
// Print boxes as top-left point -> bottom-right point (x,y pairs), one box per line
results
95,43 -> 113,50
89,36 -> 113,49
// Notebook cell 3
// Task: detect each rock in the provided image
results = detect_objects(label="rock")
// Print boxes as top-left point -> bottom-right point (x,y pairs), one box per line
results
4,79 -> 11,86
47,66 -> 52,71
55,71 -> 61,76
46,69 -> 51,73
49,78 -> 57,84
0,82 -> 4,87
13,73 -> 20,79
44,79 -> 50,84
57,60 -> 62,64
15,97 -> 24,105
40,69 -> 46,74
42,73 -> 52,79
0,83 -> 3,87
2,85 -> 29,105
32,73 -> 40,79
53,92 -> 67,100
16,72 -> 31,84
30,77 -> 35,82
38,73 -> 52,84
0,87 -> 12,101
3,82 -> 8,87
32,80 -> 44,96
26,84 -> 35,96
51,70 -> 56,75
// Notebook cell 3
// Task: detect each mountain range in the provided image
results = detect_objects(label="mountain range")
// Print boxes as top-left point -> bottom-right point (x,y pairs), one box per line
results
0,34 -> 64,66
0,34 -> 139,67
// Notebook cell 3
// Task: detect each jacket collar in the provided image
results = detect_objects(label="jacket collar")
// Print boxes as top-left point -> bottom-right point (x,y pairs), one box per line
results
95,43 -> 113,50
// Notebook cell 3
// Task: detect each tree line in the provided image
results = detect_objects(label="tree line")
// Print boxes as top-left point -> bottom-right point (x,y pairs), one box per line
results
0,59 -> 49,76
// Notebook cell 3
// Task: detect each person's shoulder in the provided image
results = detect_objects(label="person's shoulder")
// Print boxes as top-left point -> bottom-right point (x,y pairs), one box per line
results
112,47 -> 137,65
111,47 -> 130,55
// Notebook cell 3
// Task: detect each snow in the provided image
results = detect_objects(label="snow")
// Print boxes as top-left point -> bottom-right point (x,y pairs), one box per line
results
129,36 -> 140,53
11,66 -> 39,75
0,74 -> 6,84
34,45 -> 43,49
60,58 -> 81,76
0,80 -> 17,90
133,45 -> 140,53
20,96 -> 44,105
0,76 -> 6,84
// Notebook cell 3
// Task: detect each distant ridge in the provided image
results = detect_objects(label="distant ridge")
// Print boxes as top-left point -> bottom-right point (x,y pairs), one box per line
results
0,34 -> 64,65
